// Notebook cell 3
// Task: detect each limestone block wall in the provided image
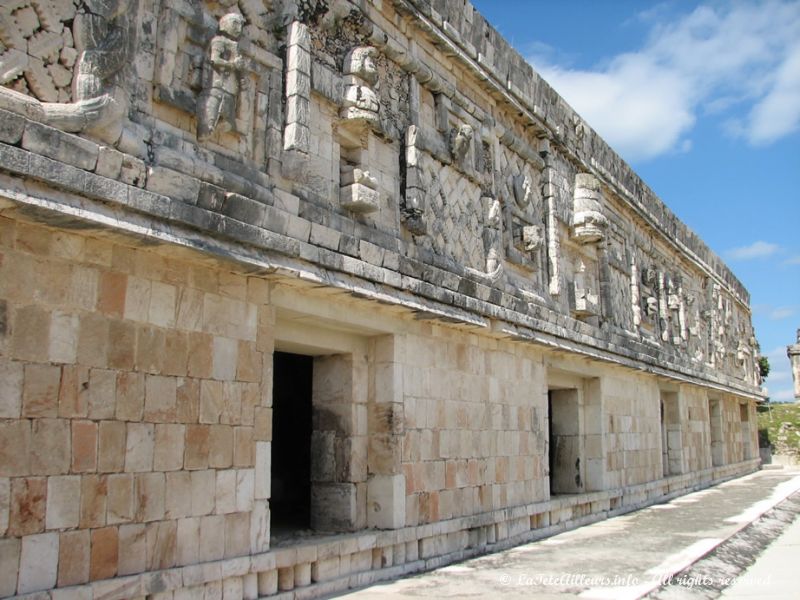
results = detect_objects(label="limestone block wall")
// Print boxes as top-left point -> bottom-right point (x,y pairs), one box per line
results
680,386 -> 713,474
601,374 -> 661,489
401,329 -> 548,526
0,0 -> 768,597
0,218 -> 271,596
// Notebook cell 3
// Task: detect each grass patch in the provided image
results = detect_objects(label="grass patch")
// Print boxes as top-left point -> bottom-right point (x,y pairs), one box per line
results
758,402 -> 800,456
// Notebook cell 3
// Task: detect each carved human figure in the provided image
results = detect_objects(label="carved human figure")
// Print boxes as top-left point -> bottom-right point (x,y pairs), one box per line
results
341,46 -> 380,126
450,123 -> 473,164
197,13 -> 247,141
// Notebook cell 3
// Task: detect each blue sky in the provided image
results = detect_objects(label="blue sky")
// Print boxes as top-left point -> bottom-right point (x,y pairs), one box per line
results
472,0 -> 800,401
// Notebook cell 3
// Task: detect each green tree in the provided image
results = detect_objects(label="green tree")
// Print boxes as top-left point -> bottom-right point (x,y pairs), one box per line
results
758,356 -> 770,379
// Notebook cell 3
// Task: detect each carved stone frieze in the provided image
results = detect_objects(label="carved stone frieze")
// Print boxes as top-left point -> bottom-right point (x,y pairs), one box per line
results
0,0 -> 136,143
154,1 -> 279,161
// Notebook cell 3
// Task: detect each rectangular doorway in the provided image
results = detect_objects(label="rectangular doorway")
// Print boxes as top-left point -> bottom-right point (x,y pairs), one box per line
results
271,351 -> 313,534
548,388 -> 583,495
660,391 -> 683,476
740,403 -> 752,460
709,398 -> 723,466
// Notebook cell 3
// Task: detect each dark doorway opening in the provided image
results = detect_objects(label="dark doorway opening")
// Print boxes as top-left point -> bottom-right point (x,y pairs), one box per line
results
548,388 -> 582,495
271,351 -> 313,534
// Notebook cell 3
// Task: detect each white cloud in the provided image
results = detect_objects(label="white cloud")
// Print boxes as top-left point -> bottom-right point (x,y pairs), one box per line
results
769,307 -> 795,320
746,43 -> 800,144
725,241 -> 779,260
784,256 -> 800,265
529,1 -> 800,162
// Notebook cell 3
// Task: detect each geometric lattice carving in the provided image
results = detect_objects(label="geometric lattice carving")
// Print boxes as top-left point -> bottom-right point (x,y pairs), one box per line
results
0,1 -> 78,102
418,151 -> 486,272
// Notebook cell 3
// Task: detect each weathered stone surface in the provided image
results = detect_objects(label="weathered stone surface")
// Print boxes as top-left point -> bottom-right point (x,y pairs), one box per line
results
0,1 -> 766,599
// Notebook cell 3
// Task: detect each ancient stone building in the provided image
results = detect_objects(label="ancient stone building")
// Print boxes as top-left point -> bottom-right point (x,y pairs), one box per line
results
788,330 -> 800,401
0,1 -> 763,598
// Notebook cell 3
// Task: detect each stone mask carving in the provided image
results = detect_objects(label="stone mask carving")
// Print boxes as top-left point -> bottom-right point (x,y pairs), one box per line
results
450,123 -> 473,163
340,46 -> 380,127
572,173 -> 607,244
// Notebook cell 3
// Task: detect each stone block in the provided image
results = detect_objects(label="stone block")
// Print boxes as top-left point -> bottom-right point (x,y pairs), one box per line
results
150,281 -> 177,328
146,520 -> 177,571
176,516 -> 200,566
214,469 -> 237,515
58,365 -> 90,419
198,515 -> 225,563
96,146 -> 124,180
22,363 -> 61,418
0,108 -> 24,144
107,320 -> 136,370
22,121 -> 98,172
164,471 -> 192,520
154,424 -> 185,471
311,483 -> 358,532
72,420 -> 98,473
106,473 -> 134,524
340,183 -> 380,214
97,271 -> 127,318
8,477 -> 45,537
0,420 -> 30,476
31,418 -> 70,475
250,499 -> 269,554
117,524 -> 147,576
146,166 -> 200,203
49,310 -> 79,364
88,368 -> 116,420
367,474 -> 406,530
224,512 -> 250,558
89,527 -> 118,581
233,426 -> 254,467
98,420 -> 127,473
254,441 -> 271,499
0,538 -> 20,597
125,422 -> 155,472
46,475 -> 81,529
144,375 -> 178,423
135,472 -> 165,522
257,570 -> 278,597
191,470 -> 216,516
235,469 -> 254,512
76,314 -> 109,368
185,425 -> 211,471
80,475 -> 107,528
116,371 -> 145,421
0,359 -> 23,418
18,533 -> 58,592
209,425 -> 234,469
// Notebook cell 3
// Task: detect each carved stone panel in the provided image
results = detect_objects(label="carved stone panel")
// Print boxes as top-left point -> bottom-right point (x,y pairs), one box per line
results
415,150 -> 487,272
153,1 -> 279,162
496,143 -> 546,276
0,0 -> 136,143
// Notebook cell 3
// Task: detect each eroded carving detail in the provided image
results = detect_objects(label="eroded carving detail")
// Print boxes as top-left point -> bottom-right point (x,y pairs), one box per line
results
449,123 -> 473,165
572,173 -> 607,244
340,45 -> 379,128
197,13 -> 248,141
0,0 -> 135,143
